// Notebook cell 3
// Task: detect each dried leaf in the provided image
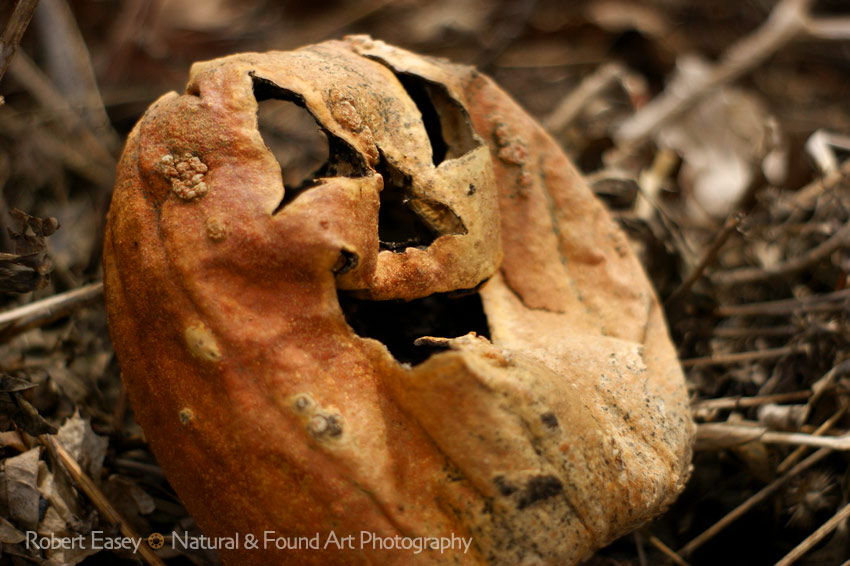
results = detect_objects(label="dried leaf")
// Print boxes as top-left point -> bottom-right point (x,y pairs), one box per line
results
5,447 -> 41,531
0,374 -> 37,392
0,393 -> 57,435
56,413 -> 107,482
38,505 -> 99,566
0,517 -> 25,544
0,209 -> 59,294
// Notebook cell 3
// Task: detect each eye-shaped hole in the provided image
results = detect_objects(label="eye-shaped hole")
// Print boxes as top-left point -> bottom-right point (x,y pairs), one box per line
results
256,97 -> 329,192
392,72 -> 479,166
251,74 -> 368,212
376,154 -> 467,252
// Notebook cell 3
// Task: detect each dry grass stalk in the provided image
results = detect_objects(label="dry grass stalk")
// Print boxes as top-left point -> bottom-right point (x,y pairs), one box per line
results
0,0 -> 39,88
775,501 -> 850,566
679,448 -> 832,557
38,434 -> 167,566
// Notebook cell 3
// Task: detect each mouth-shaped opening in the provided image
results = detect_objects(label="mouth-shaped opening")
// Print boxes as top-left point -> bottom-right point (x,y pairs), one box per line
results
338,288 -> 490,365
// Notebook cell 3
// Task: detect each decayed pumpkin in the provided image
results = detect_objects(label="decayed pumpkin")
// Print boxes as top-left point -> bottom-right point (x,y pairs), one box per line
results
103,36 -> 695,566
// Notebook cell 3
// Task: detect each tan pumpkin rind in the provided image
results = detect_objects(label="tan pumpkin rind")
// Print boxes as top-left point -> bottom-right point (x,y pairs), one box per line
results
104,37 -> 694,566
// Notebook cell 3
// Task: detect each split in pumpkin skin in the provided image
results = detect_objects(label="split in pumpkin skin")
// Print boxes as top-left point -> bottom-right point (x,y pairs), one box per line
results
103,37 -> 694,566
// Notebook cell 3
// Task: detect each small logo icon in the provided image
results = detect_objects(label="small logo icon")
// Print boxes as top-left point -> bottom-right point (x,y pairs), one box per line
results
147,533 -> 165,549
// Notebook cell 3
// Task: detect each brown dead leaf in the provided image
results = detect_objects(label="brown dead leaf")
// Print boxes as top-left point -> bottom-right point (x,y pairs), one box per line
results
0,517 -> 25,544
0,391 -> 58,435
5,447 -> 41,531
0,209 -> 59,294
56,413 -> 107,482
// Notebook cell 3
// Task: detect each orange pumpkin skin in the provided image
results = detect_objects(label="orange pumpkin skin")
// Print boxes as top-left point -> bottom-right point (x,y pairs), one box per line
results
104,37 -> 694,566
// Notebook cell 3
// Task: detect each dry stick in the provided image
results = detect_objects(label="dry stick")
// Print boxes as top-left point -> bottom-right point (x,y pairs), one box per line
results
0,108 -> 114,186
679,447 -> 831,557
0,281 -> 103,341
711,325 -> 797,338
691,390 -> 811,411
695,425 -> 850,451
775,501 -> 850,566
9,51 -> 117,168
543,62 -> 626,136
753,158 -> 850,249
647,535 -> 689,566
40,435 -> 167,566
613,0 -> 817,148
712,217 -> 850,286
761,430 -> 850,451
666,213 -> 743,304
633,531 -> 648,566
0,0 -> 40,88
777,407 -> 846,474
715,288 -> 850,318
35,0 -> 121,152
681,344 -> 802,368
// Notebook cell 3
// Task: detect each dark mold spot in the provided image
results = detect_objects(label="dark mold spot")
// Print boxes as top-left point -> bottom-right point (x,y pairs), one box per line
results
540,412 -> 559,429
518,475 -> 563,510
494,475 -> 518,496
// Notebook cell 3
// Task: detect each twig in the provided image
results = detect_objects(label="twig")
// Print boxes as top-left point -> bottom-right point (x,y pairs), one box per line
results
715,288 -> 850,317
34,0 -> 121,152
0,281 -> 103,341
691,391 -> 811,411
697,421 -> 850,451
681,344 -> 802,367
679,447 -> 831,557
9,51 -> 117,168
0,107 -> 114,186
711,217 -> 850,286
647,535 -> 689,566
804,360 -> 850,420
40,435 -> 167,566
633,531 -> 647,566
635,147 -> 680,222
777,405 -> 846,474
780,158 -> 850,217
0,0 -> 39,88
775,501 -> 850,566
761,430 -> 850,451
666,213 -> 743,304
711,325 -> 797,338
543,62 -> 626,135
613,0 -> 825,148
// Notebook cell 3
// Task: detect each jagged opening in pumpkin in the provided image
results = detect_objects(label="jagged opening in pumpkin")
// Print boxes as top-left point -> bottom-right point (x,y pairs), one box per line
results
251,74 -> 368,213
255,93 -> 329,198
390,71 -> 479,166
338,289 -> 490,365
376,153 -> 467,251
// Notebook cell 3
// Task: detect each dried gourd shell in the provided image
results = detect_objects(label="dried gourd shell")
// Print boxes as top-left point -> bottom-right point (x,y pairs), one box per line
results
103,36 -> 694,566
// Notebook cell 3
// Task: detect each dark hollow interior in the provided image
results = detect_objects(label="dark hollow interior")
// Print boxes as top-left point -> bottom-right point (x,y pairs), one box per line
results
338,290 -> 491,365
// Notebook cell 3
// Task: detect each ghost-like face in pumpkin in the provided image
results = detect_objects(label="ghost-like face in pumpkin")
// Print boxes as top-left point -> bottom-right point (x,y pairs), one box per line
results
104,37 -> 694,566
132,40 -> 501,303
